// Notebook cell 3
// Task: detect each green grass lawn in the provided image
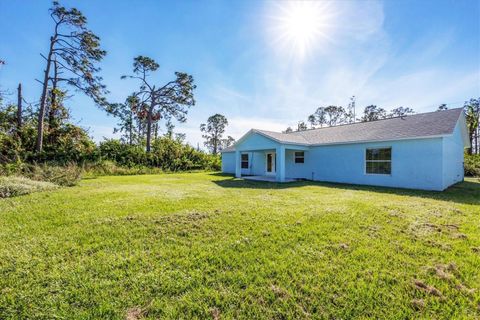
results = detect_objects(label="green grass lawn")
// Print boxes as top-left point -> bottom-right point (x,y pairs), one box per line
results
1,173 -> 479,319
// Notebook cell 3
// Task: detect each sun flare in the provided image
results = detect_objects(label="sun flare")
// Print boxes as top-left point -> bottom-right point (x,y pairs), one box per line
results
269,1 -> 335,60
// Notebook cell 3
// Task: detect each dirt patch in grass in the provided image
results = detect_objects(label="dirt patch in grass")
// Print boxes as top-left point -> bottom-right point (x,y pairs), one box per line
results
411,298 -> 425,310
434,266 -> 453,280
361,225 -> 382,238
154,211 -> 210,224
425,240 -> 452,251
424,263 -> 477,297
387,208 -> 405,218
125,307 -> 144,320
94,211 -> 212,231
271,284 -> 290,299
153,211 -> 213,238
409,222 -> 467,241
455,283 -> 476,295
426,263 -> 458,281
210,307 -> 221,320
409,222 -> 442,237
413,279 -> 443,297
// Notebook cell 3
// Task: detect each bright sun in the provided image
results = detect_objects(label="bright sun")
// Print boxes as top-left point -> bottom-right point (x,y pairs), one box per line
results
270,1 -> 334,60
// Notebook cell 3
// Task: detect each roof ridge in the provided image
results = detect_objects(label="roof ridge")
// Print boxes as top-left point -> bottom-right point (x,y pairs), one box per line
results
285,107 -> 464,135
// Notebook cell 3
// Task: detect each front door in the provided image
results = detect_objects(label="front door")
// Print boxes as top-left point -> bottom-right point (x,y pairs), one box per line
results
266,152 -> 276,175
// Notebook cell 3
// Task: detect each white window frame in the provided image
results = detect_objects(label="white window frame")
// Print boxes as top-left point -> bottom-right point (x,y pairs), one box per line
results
294,151 -> 305,164
241,153 -> 249,169
265,152 -> 276,175
365,147 -> 392,175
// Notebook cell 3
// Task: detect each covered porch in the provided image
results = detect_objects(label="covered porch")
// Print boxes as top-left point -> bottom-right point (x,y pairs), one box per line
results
234,144 -> 308,183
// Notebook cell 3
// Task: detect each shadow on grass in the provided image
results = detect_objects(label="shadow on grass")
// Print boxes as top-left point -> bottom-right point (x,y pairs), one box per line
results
210,173 -> 480,205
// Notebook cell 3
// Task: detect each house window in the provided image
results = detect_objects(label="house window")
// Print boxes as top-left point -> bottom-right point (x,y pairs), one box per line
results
366,148 -> 391,175
241,154 -> 249,169
294,151 -> 304,164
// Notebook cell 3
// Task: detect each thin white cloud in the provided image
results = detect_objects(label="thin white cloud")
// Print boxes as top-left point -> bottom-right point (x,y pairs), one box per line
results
361,69 -> 480,111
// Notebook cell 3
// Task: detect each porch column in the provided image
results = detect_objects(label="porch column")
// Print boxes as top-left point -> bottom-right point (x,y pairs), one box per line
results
276,145 -> 285,182
235,150 -> 241,178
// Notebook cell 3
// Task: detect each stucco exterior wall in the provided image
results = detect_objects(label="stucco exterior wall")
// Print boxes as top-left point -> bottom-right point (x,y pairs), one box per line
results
303,138 -> 444,190
285,149 -> 313,180
238,151 -> 266,176
442,122 -> 465,189
250,152 -> 267,176
221,152 -> 235,174
235,132 -> 280,151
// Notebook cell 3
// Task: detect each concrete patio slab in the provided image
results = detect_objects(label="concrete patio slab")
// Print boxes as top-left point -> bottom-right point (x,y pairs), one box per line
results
242,175 -> 297,183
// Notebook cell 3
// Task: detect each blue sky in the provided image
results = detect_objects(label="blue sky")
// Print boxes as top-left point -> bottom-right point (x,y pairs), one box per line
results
1,0 -> 479,148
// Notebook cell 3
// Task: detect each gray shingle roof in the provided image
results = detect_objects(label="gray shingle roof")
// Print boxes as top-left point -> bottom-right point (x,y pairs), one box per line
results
292,108 -> 463,145
256,129 -> 310,144
222,108 -> 463,152
221,145 -> 236,152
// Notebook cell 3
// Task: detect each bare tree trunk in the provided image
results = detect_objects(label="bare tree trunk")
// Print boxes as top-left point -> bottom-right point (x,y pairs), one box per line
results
36,36 -> 56,152
475,127 -> 479,154
137,118 -> 143,142
154,123 -> 158,139
48,60 -> 59,145
17,83 -> 22,134
48,95 -> 56,129
146,99 -> 154,153
213,129 -> 218,154
475,124 -> 480,154
129,111 -> 133,145
468,131 -> 473,155
138,122 -> 142,140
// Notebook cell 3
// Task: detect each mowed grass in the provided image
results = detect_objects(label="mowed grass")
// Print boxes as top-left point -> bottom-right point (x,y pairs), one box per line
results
0,173 -> 479,319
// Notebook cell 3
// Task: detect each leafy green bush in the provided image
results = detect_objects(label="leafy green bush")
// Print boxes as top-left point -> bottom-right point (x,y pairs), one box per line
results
0,104 -> 96,165
1,135 -> 218,183
0,176 -> 58,198
465,153 -> 480,177
207,154 -> 221,171
0,161 -> 28,176
98,138 -> 220,172
98,140 -> 147,167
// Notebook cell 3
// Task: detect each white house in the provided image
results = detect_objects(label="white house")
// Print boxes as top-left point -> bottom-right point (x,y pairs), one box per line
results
221,108 -> 470,191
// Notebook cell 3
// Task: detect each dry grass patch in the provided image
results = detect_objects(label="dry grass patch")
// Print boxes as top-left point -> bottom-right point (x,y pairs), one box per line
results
0,175 -> 58,198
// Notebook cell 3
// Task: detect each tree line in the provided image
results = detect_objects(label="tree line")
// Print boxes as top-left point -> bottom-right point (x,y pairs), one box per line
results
287,103 -> 416,132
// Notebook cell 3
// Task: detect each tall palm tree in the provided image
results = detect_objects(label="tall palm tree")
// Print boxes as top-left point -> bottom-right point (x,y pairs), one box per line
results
465,99 -> 480,154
